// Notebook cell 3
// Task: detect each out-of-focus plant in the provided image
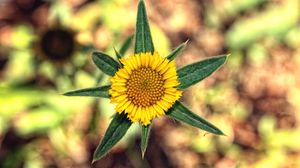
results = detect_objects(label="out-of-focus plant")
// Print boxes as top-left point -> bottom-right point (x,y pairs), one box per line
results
226,0 -> 299,49
64,0 -> 227,162
0,1 -> 105,167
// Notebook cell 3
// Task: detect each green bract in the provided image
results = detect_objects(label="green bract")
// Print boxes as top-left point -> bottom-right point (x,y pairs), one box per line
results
63,85 -> 110,98
92,113 -> 132,163
64,0 -> 227,163
141,123 -> 151,158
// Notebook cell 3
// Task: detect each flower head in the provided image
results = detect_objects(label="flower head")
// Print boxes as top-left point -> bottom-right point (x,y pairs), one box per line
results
40,28 -> 75,62
110,52 -> 182,125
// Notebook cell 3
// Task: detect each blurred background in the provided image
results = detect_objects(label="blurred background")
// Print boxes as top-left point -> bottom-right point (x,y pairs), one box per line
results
0,0 -> 300,167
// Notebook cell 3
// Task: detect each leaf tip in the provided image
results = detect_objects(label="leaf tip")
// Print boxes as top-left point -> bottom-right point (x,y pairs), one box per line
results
141,150 -> 146,159
138,0 -> 145,7
91,158 -> 99,164
62,92 -> 70,96
92,152 -> 103,164
113,46 -> 122,59
213,128 -> 226,136
219,131 -> 227,136
91,51 -> 102,59
141,143 -> 148,159
223,54 -> 229,64
113,46 -> 118,52
184,39 -> 190,45
215,54 -> 228,64
91,52 -> 98,60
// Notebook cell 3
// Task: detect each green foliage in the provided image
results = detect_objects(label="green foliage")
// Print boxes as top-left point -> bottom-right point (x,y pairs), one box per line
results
93,113 -> 132,161
225,0 -> 299,49
119,35 -> 134,56
141,124 -> 151,158
114,47 -> 122,60
167,101 -> 224,135
134,0 -> 154,53
177,55 -> 227,90
115,35 -> 134,60
166,40 -> 188,61
15,108 -> 64,135
63,85 -> 110,98
92,51 -> 120,76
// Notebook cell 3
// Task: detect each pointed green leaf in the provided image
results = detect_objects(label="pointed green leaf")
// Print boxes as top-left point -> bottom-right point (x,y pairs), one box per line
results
119,34 -> 134,56
167,101 -> 224,135
166,40 -> 188,61
93,113 -> 132,162
113,47 -> 122,59
141,123 -> 151,158
134,0 -> 154,54
177,54 -> 228,90
92,51 -> 120,76
63,85 -> 110,98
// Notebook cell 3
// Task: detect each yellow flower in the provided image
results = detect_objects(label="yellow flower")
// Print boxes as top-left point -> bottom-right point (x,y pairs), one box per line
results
109,52 -> 182,125
64,0 -> 226,162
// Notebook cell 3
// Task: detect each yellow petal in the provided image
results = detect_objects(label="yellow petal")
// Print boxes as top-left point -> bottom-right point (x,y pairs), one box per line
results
156,59 -> 169,72
164,78 -> 180,86
160,61 -> 175,75
110,91 -> 121,97
164,81 -> 179,88
112,82 -> 126,87
165,75 -> 178,82
111,77 -> 127,83
145,53 -> 150,67
157,101 -> 168,111
124,65 -> 132,74
111,86 -> 127,92
117,69 -> 130,79
151,53 -> 162,69
126,58 -> 135,70
148,106 -> 155,117
136,106 -> 142,121
125,103 -> 134,114
141,53 -> 146,66
152,104 -> 163,116
116,98 -> 128,112
162,95 -> 175,103
131,55 -> 138,69
148,53 -> 154,66
131,106 -> 138,118
136,54 -> 142,67
113,94 -> 127,103
163,68 -> 177,80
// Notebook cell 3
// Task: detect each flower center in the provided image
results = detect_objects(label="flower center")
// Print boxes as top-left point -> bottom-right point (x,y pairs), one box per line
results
126,67 -> 164,107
